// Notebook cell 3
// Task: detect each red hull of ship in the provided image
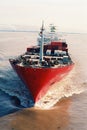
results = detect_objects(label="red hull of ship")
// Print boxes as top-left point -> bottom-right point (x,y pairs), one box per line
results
10,61 -> 74,102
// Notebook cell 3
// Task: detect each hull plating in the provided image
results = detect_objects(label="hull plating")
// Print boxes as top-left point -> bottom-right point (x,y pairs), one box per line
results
10,61 -> 74,102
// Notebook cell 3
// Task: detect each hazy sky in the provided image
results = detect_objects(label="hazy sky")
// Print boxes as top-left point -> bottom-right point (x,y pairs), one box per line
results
0,0 -> 87,32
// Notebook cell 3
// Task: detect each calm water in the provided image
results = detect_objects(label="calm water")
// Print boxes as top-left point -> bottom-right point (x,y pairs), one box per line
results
0,32 -> 87,130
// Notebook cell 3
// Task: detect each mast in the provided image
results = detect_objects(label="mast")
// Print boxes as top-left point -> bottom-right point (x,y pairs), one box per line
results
50,24 -> 56,33
40,21 -> 45,62
49,24 -> 58,41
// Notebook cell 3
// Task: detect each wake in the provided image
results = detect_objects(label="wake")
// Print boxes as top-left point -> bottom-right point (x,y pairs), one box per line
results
35,68 -> 86,109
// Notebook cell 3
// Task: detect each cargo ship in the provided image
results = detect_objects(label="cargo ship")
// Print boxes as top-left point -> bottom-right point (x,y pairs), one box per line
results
9,23 -> 74,103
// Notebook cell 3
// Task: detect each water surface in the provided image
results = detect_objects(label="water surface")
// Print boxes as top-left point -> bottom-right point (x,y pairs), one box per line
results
0,32 -> 87,130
